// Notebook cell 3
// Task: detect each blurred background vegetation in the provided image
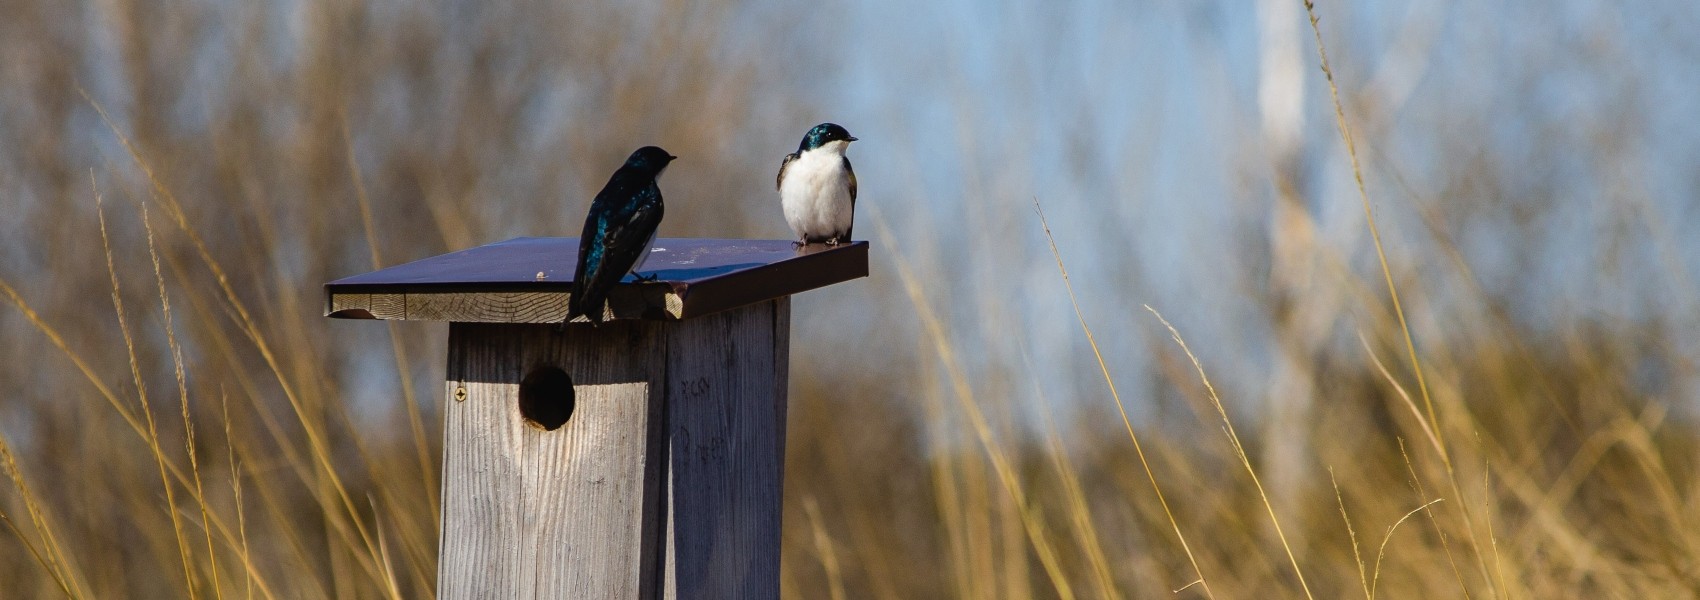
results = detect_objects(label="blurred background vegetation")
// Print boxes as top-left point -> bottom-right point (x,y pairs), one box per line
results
2,0 -> 1698,597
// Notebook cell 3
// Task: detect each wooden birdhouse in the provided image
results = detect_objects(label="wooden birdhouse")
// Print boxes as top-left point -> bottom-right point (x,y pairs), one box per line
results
326,237 -> 868,598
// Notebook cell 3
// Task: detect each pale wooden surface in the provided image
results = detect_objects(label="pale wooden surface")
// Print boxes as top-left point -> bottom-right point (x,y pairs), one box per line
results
439,320 -> 667,599
437,300 -> 789,599
661,298 -> 788,599
333,288 -> 679,323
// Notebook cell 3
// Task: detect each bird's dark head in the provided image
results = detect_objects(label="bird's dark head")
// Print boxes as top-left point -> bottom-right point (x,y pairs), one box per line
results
798,123 -> 857,153
625,146 -> 677,176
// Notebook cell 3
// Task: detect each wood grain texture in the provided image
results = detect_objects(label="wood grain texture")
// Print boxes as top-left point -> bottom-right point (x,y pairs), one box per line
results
436,299 -> 790,599
660,300 -> 788,600
330,287 -> 681,323
326,292 -> 371,318
439,321 -> 667,599
409,292 -> 571,322
771,297 -> 789,472
371,293 -> 407,319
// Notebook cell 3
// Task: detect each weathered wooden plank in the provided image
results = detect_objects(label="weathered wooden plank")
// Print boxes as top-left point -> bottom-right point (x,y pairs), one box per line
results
407,292 -> 571,323
661,300 -> 787,600
326,292 -> 371,318
328,287 -> 686,323
370,293 -> 407,320
529,320 -> 668,598
771,297 -> 790,463
438,326 -> 525,599
439,322 -> 667,599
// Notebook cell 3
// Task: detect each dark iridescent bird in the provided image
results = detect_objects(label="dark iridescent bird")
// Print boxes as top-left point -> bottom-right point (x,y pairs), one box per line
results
564,146 -> 675,326
777,123 -> 857,245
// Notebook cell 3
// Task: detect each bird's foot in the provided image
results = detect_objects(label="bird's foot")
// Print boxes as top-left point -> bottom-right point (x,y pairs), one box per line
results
825,236 -> 842,246
793,238 -> 807,249
634,272 -> 659,283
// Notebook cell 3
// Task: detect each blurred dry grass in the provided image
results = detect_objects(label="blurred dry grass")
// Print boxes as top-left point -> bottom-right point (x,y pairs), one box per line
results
2,0 -> 1699,598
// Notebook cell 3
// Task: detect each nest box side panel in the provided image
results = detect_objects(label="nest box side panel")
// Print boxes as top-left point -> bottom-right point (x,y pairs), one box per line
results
660,299 -> 790,599
439,321 -> 667,599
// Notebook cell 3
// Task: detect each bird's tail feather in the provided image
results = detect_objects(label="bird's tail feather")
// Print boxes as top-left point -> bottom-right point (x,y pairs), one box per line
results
563,290 -> 605,326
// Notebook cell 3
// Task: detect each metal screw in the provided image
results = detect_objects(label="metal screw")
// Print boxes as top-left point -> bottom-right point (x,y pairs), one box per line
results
454,386 -> 468,402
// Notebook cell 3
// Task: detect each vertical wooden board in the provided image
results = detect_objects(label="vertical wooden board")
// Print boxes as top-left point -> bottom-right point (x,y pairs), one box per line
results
771,297 -> 790,489
662,300 -> 785,599
523,379 -> 662,597
439,324 -> 526,599
440,322 -> 667,600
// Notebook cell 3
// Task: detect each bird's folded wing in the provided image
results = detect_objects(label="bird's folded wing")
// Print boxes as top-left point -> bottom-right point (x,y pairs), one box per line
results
777,153 -> 798,190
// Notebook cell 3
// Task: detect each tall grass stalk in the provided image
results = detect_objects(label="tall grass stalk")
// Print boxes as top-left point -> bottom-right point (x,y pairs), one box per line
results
219,390 -> 261,600
97,180 -> 199,598
85,90 -> 393,588
1144,305 -> 1315,599
144,199 -> 225,598
1371,498 -> 1444,599
1035,200 -> 1214,599
1328,468 -> 1370,599
1300,1 -> 1439,438
1304,1 -> 1500,595
0,433 -> 84,597
875,208 -> 1078,599
1027,349 -> 1123,600
344,118 -> 437,517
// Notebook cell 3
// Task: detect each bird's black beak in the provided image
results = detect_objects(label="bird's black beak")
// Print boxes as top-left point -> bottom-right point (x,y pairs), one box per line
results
668,155 -> 678,161
846,136 -> 859,142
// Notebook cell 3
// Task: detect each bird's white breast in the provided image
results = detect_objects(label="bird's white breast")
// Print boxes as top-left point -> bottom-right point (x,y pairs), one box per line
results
779,144 -> 854,241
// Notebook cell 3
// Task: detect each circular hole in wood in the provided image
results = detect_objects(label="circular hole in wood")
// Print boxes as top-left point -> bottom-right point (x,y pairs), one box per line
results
518,366 -> 574,431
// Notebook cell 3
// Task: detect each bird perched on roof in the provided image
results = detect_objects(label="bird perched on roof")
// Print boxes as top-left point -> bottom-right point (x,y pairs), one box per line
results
777,123 -> 858,246
564,146 -> 675,326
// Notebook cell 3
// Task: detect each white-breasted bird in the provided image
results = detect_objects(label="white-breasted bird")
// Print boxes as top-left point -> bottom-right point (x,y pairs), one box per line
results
777,123 -> 858,245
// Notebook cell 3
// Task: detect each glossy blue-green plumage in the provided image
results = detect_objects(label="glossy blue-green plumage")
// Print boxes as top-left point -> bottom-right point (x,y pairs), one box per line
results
565,146 -> 674,325
796,122 -> 857,153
